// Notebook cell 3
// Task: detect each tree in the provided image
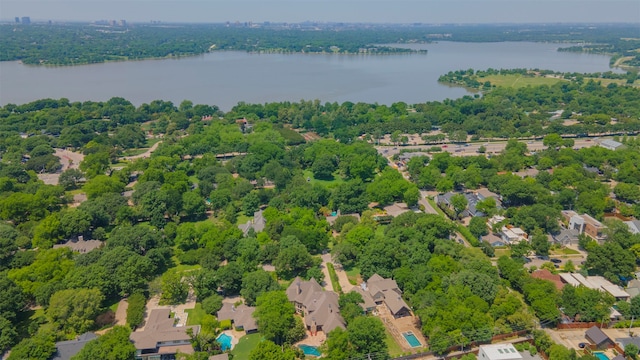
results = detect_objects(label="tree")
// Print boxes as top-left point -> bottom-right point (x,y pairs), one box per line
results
468,216 -> 489,239
625,343 -> 639,360
47,288 -> 104,335
7,331 -> 56,360
347,316 -> 388,358
83,175 -> 125,199
126,293 -> 146,329
274,236 -> 314,279
543,133 -> 564,149
531,228 -> 551,256
182,191 -> 206,219
312,154 -> 337,180
160,270 -> 188,305
325,327 -> 352,360
450,193 -> 468,217
0,316 -> 17,353
59,168 -> 85,190
254,291 -> 297,345
71,326 -> 136,360
403,186 -> 420,207
201,294 -> 223,315
249,340 -> 296,360
241,270 -> 280,306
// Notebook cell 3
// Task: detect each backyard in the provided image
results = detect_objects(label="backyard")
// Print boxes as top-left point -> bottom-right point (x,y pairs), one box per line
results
230,333 -> 262,359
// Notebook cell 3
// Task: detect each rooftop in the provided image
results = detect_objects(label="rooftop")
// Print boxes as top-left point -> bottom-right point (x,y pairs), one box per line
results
480,343 -> 523,360
52,333 -> 97,360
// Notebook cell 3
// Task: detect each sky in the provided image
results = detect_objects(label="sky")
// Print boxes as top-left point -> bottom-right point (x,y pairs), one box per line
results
2,0 -> 639,24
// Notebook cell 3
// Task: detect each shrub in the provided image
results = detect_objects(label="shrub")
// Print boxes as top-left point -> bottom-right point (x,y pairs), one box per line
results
220,319 -> 232,330
126,293 -> 146,329
201,294 -> 223,315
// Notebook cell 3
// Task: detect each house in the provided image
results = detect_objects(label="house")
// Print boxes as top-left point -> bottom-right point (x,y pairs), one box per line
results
53,237 -> 103,253
562,210 -> 607,242
351,285 -> 378,314
130,309 -> 200,359
553,228 -> 580,246
625,220 -> 640,235
559,273 -> 630,301
383,202 -> 411,218
626,279 -> 640,298
52,332 -> 97,360
585,326 -> 614,349
436,192 -> 486,218
216,303 -> 258,333
238,210 -> 266,236
514,168 -> 539,179
599,139 -> 624,151
531,269 -> 564,291
351,274 -> 411,318
478,343 -> 523,360
500,225 -> 528,244
476,188 -> 503,208
616,337 -> 640,353
325,211 -> 361,227
286,278 -> 346,334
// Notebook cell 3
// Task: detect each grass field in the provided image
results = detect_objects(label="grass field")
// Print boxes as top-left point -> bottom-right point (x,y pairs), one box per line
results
121,148 -> 150,157
479,74 -> 565,88
185,303 -> 207,326
345,267 -> 361,285
385,328 -> 405,357
303,169 -> 345,187
231,333 -> 262,358
552,247 -> 581,255
494,248 -> 511,258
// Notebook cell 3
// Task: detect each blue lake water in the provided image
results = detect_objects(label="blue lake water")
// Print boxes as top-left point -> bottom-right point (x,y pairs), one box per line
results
0,42 -> 619,110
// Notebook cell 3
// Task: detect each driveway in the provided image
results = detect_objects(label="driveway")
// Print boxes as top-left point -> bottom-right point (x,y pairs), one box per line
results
322,253 -> 354,292
123,140 -> 162,161
419,190 -> 438,215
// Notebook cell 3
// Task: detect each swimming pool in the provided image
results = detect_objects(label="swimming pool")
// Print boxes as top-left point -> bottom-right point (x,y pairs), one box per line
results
403,331 -> 422,348
299,344 -> 321,357
594,353 -> 610,360
217,333 -> 233,351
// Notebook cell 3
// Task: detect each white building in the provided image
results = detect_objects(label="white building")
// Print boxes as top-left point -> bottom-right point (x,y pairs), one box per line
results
599,139 -> 624,151
479,344 -> 523,360
500,226 -> 528,244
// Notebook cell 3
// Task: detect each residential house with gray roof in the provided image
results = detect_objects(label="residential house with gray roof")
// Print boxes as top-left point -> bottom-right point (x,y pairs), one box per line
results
286,277 -> 346,334
130,309 -> 200,360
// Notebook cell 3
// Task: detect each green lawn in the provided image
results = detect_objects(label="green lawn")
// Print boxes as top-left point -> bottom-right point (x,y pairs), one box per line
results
121,148 -> 150,157
426,197 -> 447,217
553,247 -> 580,255
385,328 -> 404,357
494,248 -> 511,258
231,333 -> 262,358
478,74 -> 565,88
345,267 -> 361,285
303,170 -> 345,187
185,303 -> 207,326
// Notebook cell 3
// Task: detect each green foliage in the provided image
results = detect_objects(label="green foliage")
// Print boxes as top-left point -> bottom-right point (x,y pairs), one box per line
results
83,175 -> 125,199
249,340 -> 297,360
126,293 -> 146,329
240,270 -> 280,306
327,263 -> 343,293
71,326 -> 136,360
254,291 -> 298,345
201,294 -> 224,315
160,270 -> 189,305
47,288 -> 104,335
7,331 -> 56,360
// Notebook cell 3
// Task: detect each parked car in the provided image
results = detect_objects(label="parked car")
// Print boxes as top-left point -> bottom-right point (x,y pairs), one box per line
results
550,258 -> 562,264
522,257 -> 532,264
536,255 -> 549,260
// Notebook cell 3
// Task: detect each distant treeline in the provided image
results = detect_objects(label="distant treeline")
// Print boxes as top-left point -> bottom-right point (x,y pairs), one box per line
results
1,23 -> 639,65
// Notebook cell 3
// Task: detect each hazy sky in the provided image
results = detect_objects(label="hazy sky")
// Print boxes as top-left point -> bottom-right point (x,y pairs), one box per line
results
2,0 -> 639,24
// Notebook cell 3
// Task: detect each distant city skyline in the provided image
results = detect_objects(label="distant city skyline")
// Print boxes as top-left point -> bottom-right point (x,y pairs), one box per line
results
2,0 -> 639,24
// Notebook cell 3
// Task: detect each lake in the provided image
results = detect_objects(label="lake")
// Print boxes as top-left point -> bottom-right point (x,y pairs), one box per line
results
0,42 -> 620,110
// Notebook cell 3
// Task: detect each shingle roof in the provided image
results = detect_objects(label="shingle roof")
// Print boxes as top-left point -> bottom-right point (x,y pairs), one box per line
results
52,333 -> 97,360
217,303 -> 257,332
130,309 -> 199,351
585,326 -> 610,346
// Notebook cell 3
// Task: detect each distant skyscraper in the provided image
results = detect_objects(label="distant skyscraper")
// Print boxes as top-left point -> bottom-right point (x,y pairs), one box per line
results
21,17 -> 31,25
118,20 -> 126,27
15,17 -> 20,24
